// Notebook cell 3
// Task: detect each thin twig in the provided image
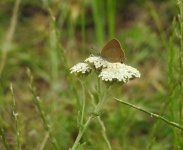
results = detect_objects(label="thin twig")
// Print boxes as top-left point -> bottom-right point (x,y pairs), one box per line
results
114,98 -> 183,130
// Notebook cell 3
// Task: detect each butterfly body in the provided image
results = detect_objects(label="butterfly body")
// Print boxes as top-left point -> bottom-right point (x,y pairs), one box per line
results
101,39 -> 125,63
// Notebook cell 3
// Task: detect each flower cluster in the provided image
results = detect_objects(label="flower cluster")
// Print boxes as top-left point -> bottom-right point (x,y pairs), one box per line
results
70,55 -> 140,84
99,63 -> 140,83
85,55 -> 108,69
70,63 -> 91,75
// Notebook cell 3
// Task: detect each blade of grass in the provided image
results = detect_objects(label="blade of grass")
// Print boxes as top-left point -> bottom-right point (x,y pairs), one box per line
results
0,124 -> 9,150
39,132 -> 49,150
0,0 -> 21,76
27,69 -> 59,150
69,18 -> 76,43
42,1 -> 82,111
168,14 -> 180,149
41,2 -> 61,91
81,1 -> 86,52
0,82 -> 9,149
146,1 -> 168,49
178,0 -> 183,124
145,1 -> 183,148
92,0 -> 105,45
49,12 -> 60,91
10,84 -> 21,150
147,17 -> 178,150
107,0 -> 116,39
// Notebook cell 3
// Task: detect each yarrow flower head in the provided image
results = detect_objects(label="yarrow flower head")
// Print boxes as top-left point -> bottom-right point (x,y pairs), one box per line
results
85,55 -> 108,70
70,63 -> 92,75
99,63 -> 140,83
70,39 -> 141,84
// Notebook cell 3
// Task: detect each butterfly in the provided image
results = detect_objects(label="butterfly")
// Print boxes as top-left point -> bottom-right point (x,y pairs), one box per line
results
101,39 -> 125,63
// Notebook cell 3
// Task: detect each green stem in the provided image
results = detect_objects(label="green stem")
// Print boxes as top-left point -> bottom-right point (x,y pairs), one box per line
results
39,132 -> 50,150
146,1 -> 168,50
0,0 -> 21,76
71,79 -> 111,149
178,0 -> 183,124
98,78 -> 101,97
81,1 -> 86,52
97,117 -> 112,150
95,80 -> 112,150
71,116 -> 93,150
10,84 -> 21,150
80,81 -> 86,126
114,98 -> 183,130
32,93 -> 58,150
107,0 -> 116,39
27,69 -> 58,150
92,0 -> 104,45
0,125 -> 9,150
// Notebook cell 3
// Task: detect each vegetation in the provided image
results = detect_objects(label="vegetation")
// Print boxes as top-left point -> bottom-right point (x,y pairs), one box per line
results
0,0 -> 183,149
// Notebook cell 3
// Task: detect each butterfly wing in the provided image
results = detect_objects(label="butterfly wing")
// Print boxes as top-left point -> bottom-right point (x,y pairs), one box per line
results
101,39 -> 125,63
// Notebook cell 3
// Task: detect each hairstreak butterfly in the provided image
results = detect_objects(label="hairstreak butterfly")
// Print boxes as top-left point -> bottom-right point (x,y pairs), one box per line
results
101,39 -> 125,63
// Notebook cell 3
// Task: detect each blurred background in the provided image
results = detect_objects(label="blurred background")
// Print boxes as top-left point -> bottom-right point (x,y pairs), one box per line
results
0,0 -> 183,149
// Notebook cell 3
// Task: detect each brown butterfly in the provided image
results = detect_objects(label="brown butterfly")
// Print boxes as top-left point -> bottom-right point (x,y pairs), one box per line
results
101,39 -> 125,63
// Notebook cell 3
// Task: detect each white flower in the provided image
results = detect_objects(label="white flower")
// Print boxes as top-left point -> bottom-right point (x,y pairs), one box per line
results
85,55 -> 108,69
99,63 -> 140,83
70,63 -> 92,75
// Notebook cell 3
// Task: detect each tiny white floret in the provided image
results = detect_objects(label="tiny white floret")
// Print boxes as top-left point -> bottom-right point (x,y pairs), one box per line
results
85,55 -> 108,69
70,63 -> 92,75
99,63 -> 140,83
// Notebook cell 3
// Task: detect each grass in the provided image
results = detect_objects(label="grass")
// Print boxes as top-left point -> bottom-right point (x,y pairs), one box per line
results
107,0 -> 116,39
27,69 -> 59,149
0,0 -> 21,76
10,84 -> 21,150
92,0 -> 105,45
0,0 -> 183,149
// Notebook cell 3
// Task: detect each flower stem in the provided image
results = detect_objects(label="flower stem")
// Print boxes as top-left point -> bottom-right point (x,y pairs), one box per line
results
71,116 -> 93,150
97,117 -> 112,150
80,81 -> 86,126
71,79 -> 112,149
96,79 -> 112,150
114,98 -> 183,130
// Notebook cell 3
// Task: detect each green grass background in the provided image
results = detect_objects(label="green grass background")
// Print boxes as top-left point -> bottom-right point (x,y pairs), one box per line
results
0,0 -> 183,149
